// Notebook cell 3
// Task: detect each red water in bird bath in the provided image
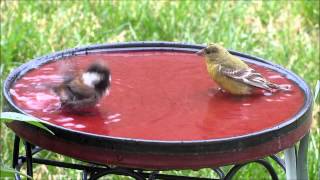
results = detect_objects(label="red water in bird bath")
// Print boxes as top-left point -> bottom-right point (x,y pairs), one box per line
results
10,51 -> 304,141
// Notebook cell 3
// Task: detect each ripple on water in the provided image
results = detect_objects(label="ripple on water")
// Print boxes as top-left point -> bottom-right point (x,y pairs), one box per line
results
265,98 -> 273,102
267,75 -> 283,79
104,113 -> 122,124
104,119 -> 121,124
14,83 -> 28,88
75,124 -> 86,128
263,91 -> 273,96
56,117 -> 74,123
62,123 -> 75,127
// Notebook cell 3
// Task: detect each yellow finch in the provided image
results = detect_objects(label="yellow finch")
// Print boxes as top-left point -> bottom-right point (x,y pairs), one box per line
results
197,44 -> 289,95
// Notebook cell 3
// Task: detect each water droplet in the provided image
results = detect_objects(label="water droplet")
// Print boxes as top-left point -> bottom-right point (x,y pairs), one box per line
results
108,113 -> 121,119
15,84 -> 28,88
268,75 -> 282,79
263,91 -> 273,96
75,124 -> 85,128
62,123 -> 74,127
104,118 -> 121,124
57,117 -> 74,122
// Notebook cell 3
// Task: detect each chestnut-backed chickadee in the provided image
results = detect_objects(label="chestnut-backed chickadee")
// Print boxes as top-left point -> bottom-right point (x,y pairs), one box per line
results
53,62 -> 111,111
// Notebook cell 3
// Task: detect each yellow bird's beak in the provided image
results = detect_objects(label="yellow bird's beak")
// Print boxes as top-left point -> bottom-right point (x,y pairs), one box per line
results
196,49 -> 205,56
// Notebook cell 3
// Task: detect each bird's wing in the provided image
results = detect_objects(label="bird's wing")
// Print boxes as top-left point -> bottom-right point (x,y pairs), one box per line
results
62,95 -> 98,108
217,65 -> 278,91
68,78 -> 96,99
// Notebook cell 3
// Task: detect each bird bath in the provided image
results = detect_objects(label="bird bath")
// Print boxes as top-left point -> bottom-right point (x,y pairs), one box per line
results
4,42 -> 312,172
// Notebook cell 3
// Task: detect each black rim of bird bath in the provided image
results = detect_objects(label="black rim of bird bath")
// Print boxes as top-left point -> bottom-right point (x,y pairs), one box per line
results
3,41 -> 313,155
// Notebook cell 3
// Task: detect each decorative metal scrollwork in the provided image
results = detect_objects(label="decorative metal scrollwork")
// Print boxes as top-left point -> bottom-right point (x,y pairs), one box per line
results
12,136 -> 284,180
88,168 -> 144,180
224,159 -> 278,180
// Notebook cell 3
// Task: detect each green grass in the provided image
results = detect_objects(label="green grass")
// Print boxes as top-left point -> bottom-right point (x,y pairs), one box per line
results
1,0 -> 319,179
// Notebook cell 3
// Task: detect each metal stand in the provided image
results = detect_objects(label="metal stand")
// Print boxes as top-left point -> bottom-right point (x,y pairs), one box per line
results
12,134 -> 310,180
284,131 -> 310,180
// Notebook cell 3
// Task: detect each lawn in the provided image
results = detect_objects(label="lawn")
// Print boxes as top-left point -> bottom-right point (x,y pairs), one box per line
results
1,0 -> 319,179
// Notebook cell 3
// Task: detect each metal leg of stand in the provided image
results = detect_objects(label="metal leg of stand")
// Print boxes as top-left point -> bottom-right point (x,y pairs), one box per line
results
284,146 -> 297,180
24,141 -> 33,178
12,135 -> 20,169
82,170 -> 88,180
297,132 -> 309,180
284,132 -> 310,180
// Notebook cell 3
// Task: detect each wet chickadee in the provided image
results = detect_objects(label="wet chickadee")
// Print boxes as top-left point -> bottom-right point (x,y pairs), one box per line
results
53,62 -> 111,111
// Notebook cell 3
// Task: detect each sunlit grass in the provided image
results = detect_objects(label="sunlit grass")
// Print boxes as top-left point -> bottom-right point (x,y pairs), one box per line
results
1,0 -> 319,179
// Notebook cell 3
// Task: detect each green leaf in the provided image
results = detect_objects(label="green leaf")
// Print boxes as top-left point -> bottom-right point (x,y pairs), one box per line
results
0,112 -> 55,135
0,165 -> 32,179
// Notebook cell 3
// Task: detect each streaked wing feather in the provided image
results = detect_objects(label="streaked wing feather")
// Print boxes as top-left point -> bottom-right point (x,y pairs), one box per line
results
218,65 -> 275,91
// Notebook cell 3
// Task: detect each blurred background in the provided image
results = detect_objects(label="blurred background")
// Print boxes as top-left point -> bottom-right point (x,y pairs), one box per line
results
1,1 -> 319,179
